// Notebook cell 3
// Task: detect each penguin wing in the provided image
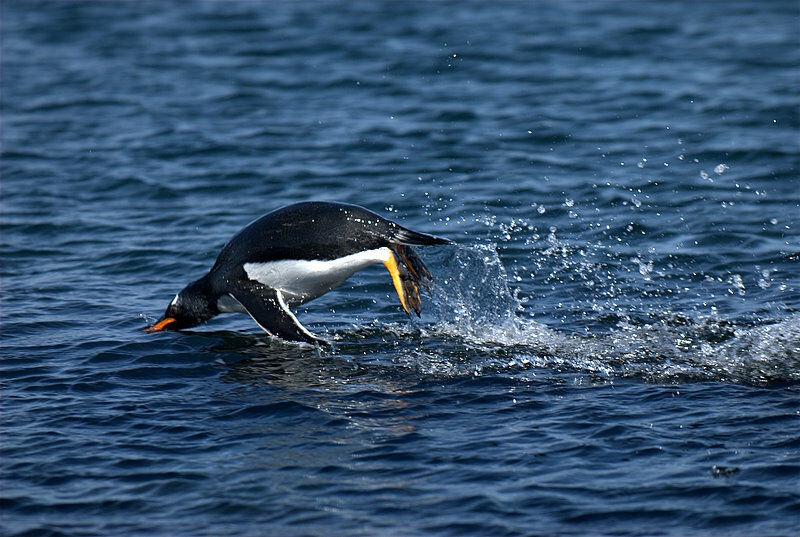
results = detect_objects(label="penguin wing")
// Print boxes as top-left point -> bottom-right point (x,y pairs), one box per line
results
227,280 -> 323,345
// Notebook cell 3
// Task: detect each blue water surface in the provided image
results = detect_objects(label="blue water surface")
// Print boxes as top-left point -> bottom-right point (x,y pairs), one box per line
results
2,2 -> 799,536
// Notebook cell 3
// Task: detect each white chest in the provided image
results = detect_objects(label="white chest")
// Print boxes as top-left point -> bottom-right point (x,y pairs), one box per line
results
242,247 -> 392,304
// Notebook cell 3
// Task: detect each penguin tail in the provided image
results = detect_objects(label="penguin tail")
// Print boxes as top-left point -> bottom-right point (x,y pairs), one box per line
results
392,226 -> 452,247
383,244 -> 437,317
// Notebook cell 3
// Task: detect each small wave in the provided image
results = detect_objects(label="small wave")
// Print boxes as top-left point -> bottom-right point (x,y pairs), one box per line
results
418,245 -> 800,385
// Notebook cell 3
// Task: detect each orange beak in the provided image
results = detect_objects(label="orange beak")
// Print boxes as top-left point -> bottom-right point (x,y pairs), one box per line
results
145,317 -> 176,332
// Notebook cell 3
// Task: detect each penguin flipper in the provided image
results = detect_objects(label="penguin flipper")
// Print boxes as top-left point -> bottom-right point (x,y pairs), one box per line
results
228,281 -> 322,345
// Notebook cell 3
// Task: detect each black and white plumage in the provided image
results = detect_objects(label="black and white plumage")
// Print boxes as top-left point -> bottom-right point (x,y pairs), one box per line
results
145,201 -> 452,344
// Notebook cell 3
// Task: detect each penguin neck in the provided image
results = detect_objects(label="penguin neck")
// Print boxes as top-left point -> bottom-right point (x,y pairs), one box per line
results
181,275 -> 220,323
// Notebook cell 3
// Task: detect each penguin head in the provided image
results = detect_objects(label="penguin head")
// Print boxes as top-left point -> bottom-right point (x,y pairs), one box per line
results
145,278 -> 217,332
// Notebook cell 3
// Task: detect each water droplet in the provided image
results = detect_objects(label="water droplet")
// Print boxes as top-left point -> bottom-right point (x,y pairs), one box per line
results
730,274 -> 745,295
565,198 -> 574,207
637,260 -> 653,277
714,163 -> 729,175
537,206 -> 546,214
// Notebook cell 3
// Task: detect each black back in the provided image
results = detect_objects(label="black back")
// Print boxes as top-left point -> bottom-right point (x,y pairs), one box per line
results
208,201 -> 447,280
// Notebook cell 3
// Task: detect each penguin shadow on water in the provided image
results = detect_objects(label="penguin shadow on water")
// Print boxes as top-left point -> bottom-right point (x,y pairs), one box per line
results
210,330 -> 431,394
214,335 -> 430,442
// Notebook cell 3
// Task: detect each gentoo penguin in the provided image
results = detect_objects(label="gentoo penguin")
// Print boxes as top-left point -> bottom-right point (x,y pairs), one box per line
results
145,201 -> 451,344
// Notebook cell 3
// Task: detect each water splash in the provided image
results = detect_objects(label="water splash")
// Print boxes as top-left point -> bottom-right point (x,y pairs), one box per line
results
416,244 -> 800,385
427,244 -> 529,345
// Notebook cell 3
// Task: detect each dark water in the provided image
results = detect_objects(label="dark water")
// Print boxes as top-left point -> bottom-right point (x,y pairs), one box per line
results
2,1 -> 799,535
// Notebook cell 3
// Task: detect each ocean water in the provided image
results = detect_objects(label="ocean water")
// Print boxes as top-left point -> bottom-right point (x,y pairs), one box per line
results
2,1 -> 799,536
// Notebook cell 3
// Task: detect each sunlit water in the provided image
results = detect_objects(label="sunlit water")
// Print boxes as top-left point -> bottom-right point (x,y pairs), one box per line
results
2,2 -> 798,536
